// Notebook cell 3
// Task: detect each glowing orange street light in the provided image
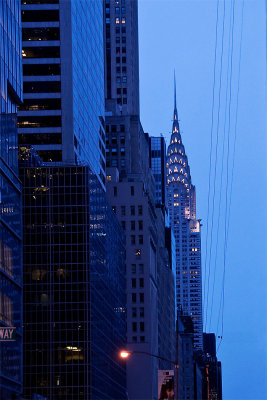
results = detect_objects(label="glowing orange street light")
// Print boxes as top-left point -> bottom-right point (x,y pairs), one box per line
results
120,350 -> 131,359
119,349 -> 179,400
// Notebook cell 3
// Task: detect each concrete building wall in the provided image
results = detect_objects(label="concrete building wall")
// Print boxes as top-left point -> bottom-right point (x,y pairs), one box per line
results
106,170 -> 158,399
105,0 -> 139,116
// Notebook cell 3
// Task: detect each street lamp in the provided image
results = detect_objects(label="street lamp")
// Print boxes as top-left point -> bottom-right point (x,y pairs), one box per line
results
119,349 -> 179,400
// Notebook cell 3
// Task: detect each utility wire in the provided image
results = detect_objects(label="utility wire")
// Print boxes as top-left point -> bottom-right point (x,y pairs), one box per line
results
203,0 -> 220,331
204,0 -> 226,332
217,0 -> 245,354
208,0 -> 234,333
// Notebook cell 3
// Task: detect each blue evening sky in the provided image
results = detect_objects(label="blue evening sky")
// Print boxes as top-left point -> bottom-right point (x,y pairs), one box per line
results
138,0 -> 267,398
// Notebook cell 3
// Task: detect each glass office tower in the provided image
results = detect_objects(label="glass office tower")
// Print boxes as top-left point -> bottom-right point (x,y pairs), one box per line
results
0,1 -> 23,398
149,136 -> 167,207
20,164 -> 126,399
18,0 -> 106,188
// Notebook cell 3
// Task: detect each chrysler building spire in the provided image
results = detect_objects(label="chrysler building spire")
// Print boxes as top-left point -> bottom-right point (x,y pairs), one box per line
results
166,77 -> 191,189
166,79 -> 203,349
173,70 -> 179,126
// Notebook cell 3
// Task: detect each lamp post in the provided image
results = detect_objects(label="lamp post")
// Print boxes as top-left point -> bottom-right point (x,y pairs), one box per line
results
119,349 -> 179,400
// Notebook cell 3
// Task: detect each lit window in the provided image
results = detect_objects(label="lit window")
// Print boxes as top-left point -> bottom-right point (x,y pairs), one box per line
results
135,249 -> 141,258
116,17 -> 120,24
122,17 -> 126,23
106,175 -> 111,182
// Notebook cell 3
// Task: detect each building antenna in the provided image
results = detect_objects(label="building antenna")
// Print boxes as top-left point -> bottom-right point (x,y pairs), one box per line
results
174,69 -> 177,110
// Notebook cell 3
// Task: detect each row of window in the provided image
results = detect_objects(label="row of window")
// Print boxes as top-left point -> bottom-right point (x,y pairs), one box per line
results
115,17 -> 126,24
121,220 -> 143,230
107,148 -> 125,155
132,336 -> 145,343
106,124 -> 125,133
116,98 -> 127,105
116,66 -> 127,73
116,46 -> 126,54
132,307 -> 144,318
23,27 -> 60,41
116,76 -> 127,83
131,264 -> 144,274
116,56 -> 126,64
106,159 -> 125,168
132,321 -> 144,332
107,136 -> 125,144
130,235 -> 143,245
131,278 -> 144,288
116,36 -> 126,44
131,293 -> 144,303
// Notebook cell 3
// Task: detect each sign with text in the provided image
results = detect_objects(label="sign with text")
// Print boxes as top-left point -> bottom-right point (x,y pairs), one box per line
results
158,370 -> 174,400
0,327 -> 16,341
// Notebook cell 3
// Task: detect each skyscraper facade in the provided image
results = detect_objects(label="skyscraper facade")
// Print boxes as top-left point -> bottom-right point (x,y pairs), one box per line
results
0,1 -> 23,398
105,1 -> 176,398
105,0 -> 139,116
20,163 -> 126,399
166,92 -> 203,350
18,0 -> 106,187
149,136 -> 167,208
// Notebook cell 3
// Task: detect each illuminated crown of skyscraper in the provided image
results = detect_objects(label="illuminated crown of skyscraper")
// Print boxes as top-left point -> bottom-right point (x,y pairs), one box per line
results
166,75 -> 192,188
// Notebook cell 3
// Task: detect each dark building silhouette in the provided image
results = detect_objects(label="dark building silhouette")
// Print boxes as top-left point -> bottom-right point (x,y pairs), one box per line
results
203,333 -> 222,400
20,162 -> 126,399
0,1 -> 23,398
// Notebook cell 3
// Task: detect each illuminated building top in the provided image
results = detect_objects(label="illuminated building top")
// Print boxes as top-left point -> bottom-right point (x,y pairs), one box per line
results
166,82 -> 192,190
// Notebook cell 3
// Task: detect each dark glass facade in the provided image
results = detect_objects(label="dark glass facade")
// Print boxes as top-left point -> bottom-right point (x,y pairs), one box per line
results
0,115 -> 22,399
20,165 -> 126,399
0,0 -> 23,113
18,0 -> 106,188
0,1 -> 23,398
